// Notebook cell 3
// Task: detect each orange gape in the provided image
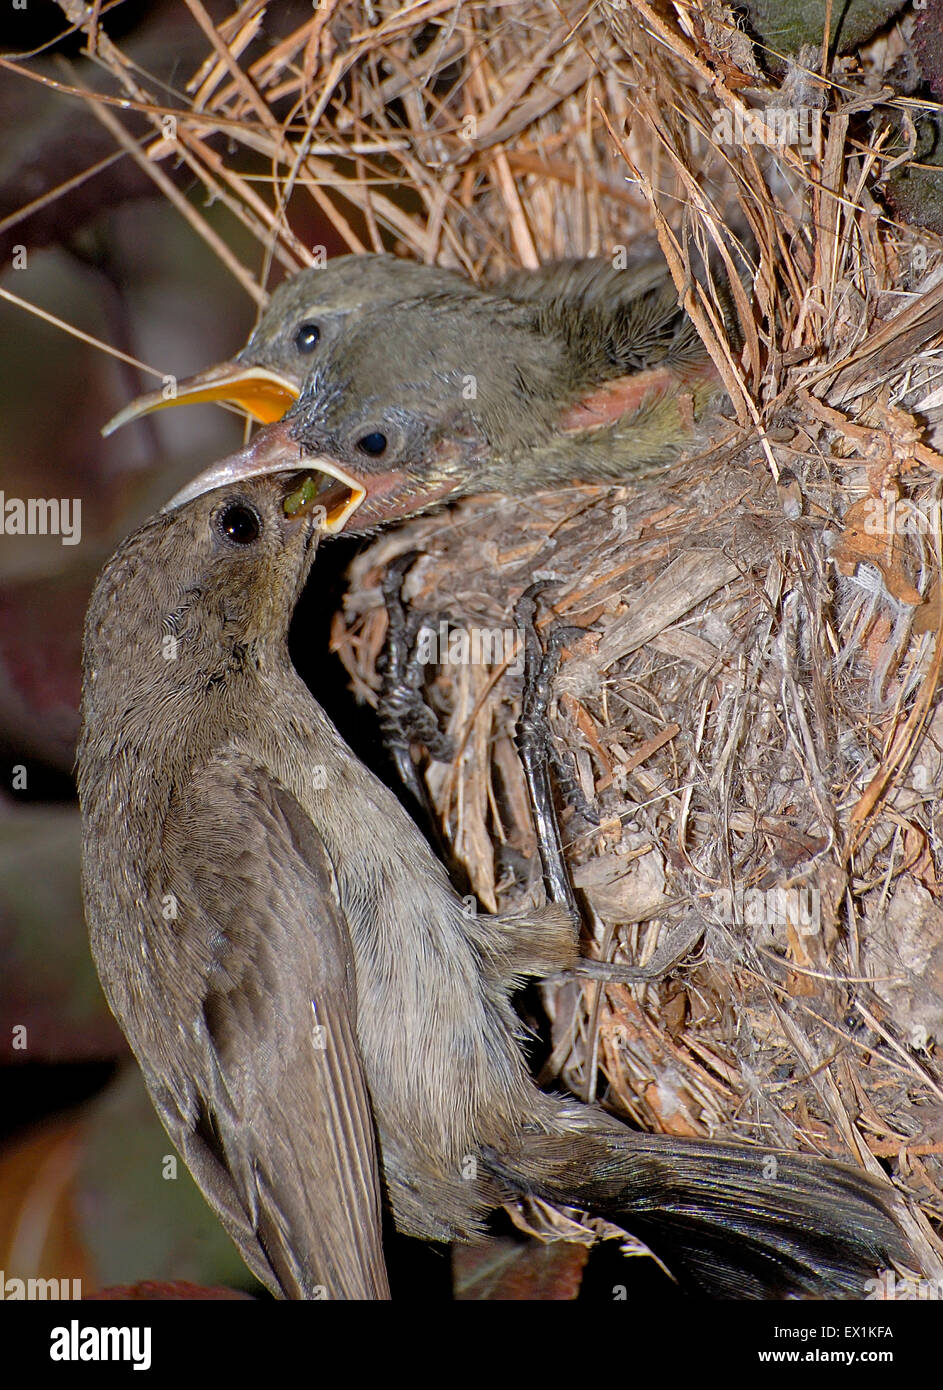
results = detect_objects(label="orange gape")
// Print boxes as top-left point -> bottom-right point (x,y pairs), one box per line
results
103,362 -> 298,436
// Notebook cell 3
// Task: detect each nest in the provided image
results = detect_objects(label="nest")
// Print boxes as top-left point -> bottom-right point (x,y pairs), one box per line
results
23,0 -> 943,1282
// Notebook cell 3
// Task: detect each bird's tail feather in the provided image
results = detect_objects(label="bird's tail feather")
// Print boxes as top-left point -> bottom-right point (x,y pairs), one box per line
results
486,1119 -> 910,1298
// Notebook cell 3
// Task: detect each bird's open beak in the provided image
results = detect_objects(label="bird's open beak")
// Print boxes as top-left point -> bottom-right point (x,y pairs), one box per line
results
161,419 -> 366,535
102,361 -> 299,437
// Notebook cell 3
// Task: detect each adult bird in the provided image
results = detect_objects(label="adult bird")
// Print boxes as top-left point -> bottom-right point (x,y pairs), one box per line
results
78,466 -> 910,1300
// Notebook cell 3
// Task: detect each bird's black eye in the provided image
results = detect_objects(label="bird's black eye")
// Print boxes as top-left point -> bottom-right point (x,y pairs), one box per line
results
217,502 -> 262,545
293,322 -> 320,353
357,431 -> 387,457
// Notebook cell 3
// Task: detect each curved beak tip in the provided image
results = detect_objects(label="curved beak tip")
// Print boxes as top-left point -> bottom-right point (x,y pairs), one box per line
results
102,365 -> 299,437
162,429 -> 366,535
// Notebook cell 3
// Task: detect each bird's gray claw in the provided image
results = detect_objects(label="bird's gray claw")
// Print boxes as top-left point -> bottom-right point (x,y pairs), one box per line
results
378,553 -> 455,803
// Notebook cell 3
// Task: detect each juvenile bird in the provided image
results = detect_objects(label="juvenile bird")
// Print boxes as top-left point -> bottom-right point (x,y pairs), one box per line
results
163,254 -> 723,528
78,467 -> 910,1300
102,253 -> 478,437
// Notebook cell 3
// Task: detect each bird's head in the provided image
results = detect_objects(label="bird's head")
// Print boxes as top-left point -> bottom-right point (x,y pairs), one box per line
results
101,254 -> 476,437
81,468 -> 360,753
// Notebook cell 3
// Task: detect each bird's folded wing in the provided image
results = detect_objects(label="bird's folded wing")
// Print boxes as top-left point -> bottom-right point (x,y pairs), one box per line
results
151,753 -> 389,1299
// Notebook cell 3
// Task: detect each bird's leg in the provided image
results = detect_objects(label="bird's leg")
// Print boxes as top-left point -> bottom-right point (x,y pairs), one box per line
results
514,585 -> 582,921
513,582 -> 675,986
544,746 -> 601,827
379,551 -> 455,818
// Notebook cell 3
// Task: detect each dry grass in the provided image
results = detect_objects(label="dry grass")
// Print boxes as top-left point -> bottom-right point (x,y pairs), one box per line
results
10,0 -> 943,1282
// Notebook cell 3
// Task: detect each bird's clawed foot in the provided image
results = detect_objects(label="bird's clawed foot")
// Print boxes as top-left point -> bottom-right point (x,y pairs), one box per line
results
513,579 -> 593,921
379,551 -> 455,815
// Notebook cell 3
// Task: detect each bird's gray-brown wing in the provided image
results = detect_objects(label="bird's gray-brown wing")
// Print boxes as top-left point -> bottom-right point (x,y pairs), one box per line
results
149,753 -> 388,1300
